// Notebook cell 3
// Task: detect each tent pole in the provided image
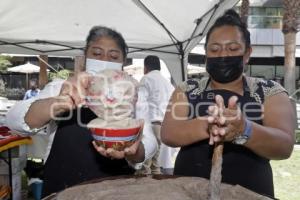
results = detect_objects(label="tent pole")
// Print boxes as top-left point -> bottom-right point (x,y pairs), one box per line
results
179,43 -> 186,81
26,73 -> 28,90
180,56 -> 185,81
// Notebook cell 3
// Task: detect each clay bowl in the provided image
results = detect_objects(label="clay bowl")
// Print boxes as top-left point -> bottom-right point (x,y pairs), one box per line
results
43,175 -> 274,200
42,175 -> 178,200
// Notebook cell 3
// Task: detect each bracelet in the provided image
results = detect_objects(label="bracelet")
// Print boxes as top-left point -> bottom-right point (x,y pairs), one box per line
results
232,119 -> 253,145
243,119 -> 253,138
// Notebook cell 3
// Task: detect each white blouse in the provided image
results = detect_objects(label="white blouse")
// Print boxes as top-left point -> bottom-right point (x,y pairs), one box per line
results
6,79 -> 158,168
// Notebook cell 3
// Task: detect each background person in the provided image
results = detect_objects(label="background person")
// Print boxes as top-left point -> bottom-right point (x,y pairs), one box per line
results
135,55 -> 178,175
23,79 -> 40,100
161,9 -> 295,198
6,26 -> 157,197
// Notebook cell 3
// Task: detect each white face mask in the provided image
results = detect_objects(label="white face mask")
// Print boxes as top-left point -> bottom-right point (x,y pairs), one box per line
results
85,58 -> 123,75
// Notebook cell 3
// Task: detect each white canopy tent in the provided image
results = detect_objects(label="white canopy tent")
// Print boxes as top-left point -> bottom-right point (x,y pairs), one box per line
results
7,62 -> 49,90
0,0 -> 239,84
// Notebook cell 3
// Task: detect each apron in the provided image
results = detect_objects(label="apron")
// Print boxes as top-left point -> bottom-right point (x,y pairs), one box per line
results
42,107 -> 135,197
174,78 -> 274,198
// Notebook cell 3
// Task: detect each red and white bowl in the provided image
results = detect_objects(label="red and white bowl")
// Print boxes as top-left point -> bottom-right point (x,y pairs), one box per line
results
88,119 -> 143,151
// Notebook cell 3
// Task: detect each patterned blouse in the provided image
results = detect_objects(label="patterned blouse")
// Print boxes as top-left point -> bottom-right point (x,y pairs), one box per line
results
178,76 -> 287,105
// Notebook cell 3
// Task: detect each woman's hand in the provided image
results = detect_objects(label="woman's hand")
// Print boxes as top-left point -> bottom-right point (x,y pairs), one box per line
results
208,95 -> 244,145
53,72 -> 90,116
92,135 -> 145,162
92,120 -> 145,162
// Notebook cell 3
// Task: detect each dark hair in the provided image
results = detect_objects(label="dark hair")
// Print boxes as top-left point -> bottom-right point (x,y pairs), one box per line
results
85,26 -> 128,61
204,9 -> 251,50
144,55 -> 161,71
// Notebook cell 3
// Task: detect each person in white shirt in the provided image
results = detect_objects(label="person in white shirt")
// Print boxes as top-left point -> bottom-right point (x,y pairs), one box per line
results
135,55 -> 178,175
6,26 -> 157,197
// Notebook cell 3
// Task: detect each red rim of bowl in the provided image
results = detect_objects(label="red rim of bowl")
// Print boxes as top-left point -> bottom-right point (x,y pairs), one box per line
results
90,126 -> 141,137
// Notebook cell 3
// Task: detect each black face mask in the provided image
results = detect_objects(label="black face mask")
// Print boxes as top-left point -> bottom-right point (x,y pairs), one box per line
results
206,56 -> 244,83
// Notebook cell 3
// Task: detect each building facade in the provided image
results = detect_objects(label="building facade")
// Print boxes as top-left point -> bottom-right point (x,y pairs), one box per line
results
189,0 -> 300,86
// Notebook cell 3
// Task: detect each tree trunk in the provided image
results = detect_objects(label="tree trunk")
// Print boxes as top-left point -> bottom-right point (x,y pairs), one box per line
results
282,0 -> 300,94
39,55 -> 48,89
284,32 -> 297,94
74,55 -> 85,73
240,0 -> 250,25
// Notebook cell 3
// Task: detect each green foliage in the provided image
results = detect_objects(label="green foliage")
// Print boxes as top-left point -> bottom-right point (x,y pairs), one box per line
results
48,69 -> 72,81
0,55 -> 12,72
0,79 -> 5,96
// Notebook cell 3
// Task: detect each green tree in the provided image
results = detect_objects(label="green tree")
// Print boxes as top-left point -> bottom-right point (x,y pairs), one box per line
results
0,55 -> 12,72
48,69 -> 72,81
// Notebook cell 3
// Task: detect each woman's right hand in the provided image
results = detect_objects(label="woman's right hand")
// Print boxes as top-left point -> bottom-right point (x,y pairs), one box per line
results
53,72 -> 90,116
22,72 -> 91,129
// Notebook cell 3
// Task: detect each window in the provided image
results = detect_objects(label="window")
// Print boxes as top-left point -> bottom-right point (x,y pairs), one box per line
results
238,7 -> 283,29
